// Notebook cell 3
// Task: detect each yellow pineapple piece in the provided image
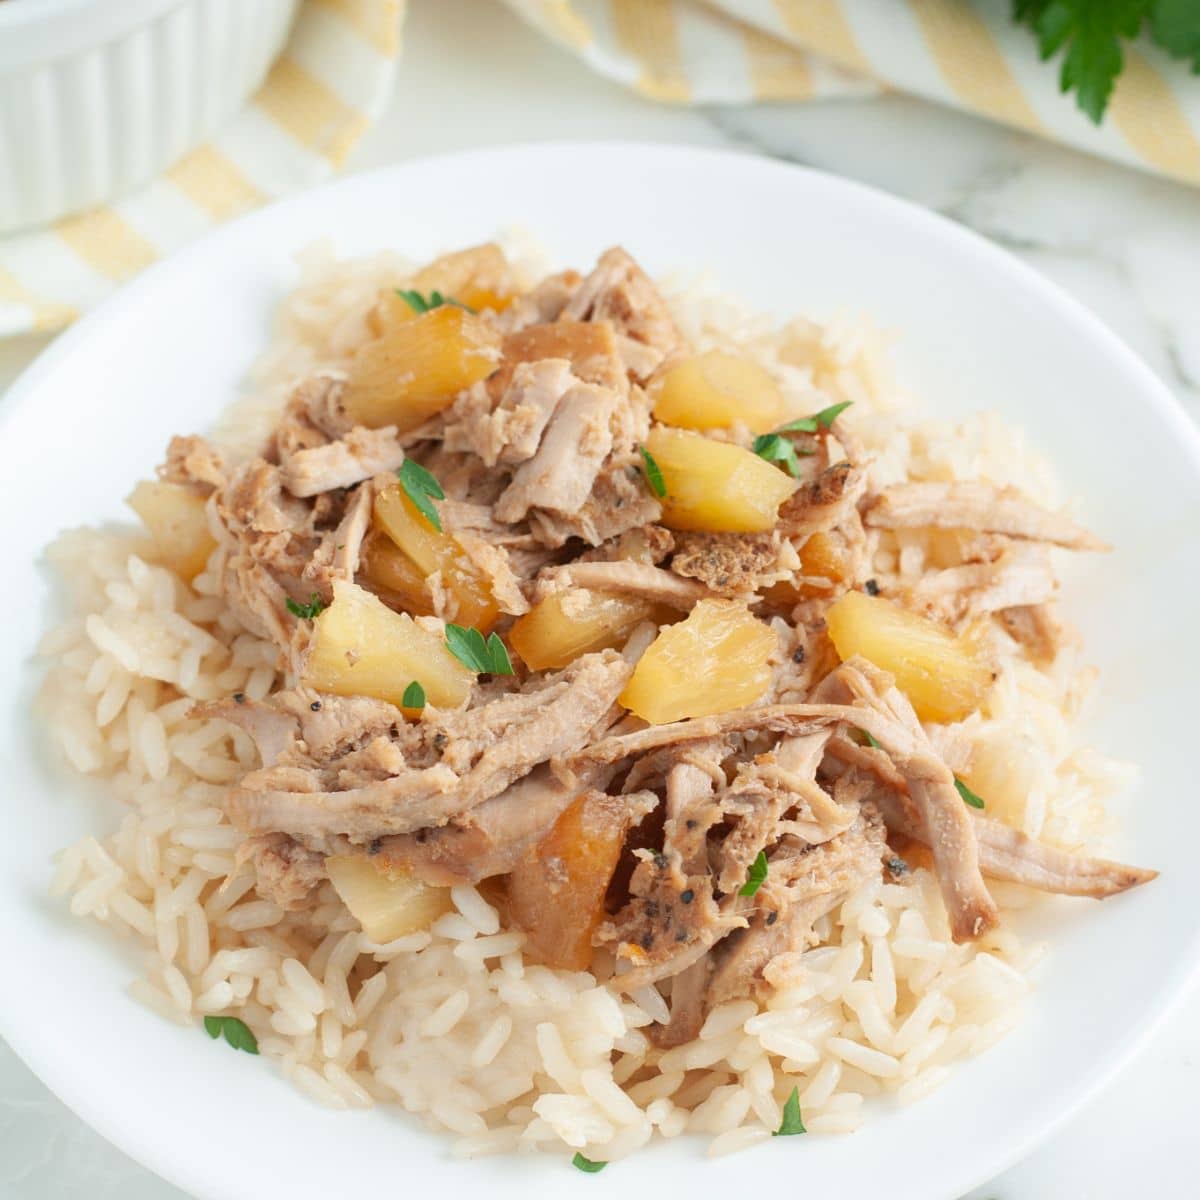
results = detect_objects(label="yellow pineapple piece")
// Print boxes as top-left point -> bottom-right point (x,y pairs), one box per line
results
510,590 -> 660,671
343,304 -> 500,432
645,426 -> 797,533
653,350 -> 784,434
126,480 -> 216,582
359,530 -> 435,617
303,579 -> 473,709
326,856 -> 451,942
621,599 -> 776,724
411,242 -> 517,312
373,484 -> 499,631
825,590 -> 994,723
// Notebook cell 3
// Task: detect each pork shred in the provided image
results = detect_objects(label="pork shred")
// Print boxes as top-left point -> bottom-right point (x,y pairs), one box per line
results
162,243 -> 1152,1042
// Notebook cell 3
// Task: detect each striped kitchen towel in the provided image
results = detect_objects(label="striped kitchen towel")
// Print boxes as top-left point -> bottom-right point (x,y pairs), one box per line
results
0,0 -> 404,338
508,0 -> 1200,186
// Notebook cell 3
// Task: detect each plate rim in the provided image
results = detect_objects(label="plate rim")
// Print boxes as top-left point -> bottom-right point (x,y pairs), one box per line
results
2,140 -> 1199,1200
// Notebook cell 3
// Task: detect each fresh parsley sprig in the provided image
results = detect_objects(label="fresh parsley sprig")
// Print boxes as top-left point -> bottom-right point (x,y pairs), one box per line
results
752,401 -> 853,477
402,680 -> 426,710
639,445 -> 667,498
775,400 -> 854,434
774,1086 -> 806,1136
203,1015 -> 258,1055
571,1153 -> 607,1173
445,624 -> 514,675
397,459 -> 445,532
740,850 -> 769,897
285,593 -> 325,620
1012,1 -> 1200,124
955,777 -> 986,810
395,288 -> 475,315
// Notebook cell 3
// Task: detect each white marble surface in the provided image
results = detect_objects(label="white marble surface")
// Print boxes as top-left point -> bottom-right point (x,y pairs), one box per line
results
2,1 -> 1198,1196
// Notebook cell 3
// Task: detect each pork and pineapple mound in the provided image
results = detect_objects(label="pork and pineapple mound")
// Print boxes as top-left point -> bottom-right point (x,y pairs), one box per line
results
138,242 -> 1153,1049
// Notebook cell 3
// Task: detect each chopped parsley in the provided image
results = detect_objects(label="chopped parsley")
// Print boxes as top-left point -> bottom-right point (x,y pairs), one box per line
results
571,1153 -> 607,1173
955,777 -> 986,810
285,592 -> 325,620
395,288 -> 474,315
445,624 -> 514,675
774,1086 -> 806,1136
397,459 -> 445,532
751,432 -> 812,478
203,1015 -> 258,1055
402,680 -> 426,710
740,850 -> 769,897
775,399 -> 853,433
861,729 -> 882,749
638,445 -> 667,497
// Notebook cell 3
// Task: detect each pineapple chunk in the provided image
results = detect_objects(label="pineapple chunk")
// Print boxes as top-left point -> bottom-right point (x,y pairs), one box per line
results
825,590 -> 994,723
645,426 -> 797,533
621,599 -> 776,724
359,530 -> 435,616
343,304 -> 500,432
411,242 -> 517,312
126,480 -> 216,582
303,579 -> 473,709
508,792 -> 630,970
326,855 -> 451,942
510,590 -> 659,671
373,484 -> 499,631
653,351 -> 784,434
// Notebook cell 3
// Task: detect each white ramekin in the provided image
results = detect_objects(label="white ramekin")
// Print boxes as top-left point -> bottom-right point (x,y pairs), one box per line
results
0,0 -> 299,234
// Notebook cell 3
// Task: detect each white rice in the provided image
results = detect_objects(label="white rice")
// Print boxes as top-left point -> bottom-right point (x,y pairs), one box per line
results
37,242 -> 1133,1161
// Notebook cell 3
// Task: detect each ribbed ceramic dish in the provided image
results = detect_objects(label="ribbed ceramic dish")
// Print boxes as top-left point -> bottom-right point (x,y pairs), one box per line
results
0,0 -> 298,233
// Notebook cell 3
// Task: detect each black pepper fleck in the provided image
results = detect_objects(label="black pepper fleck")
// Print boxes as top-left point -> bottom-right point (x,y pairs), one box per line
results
685,819 -> 699,831
679,889 -> 694,905
432,732 -> 448,750
792,645 -> 806,664
675,929 -> 690,942
310,701 -> 322,712
653,853 -> 668,870
886,856 -> 910,878
233,692 -> 245,704
640,933 -> 654,951
765,910 -> 779,926
367,838 -> 382,856
864,578 -> 880,596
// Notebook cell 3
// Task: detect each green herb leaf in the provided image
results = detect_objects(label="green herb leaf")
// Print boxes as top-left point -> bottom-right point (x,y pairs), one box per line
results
285,592 -> 325,621
639,445 -> 667,498
203,1015 -> 259,1055
571,1153 -> 607,1173
445,624 -> 514,675
774,1086 -> 806,1136
1150,0 -> 1200,70
861,729 -> 881,749
740,850 -> 769,897
776,400 -> 854,434
955,777 -> 986,810
751,432 -> 810,478
395,288 -> 475,315
397,458 -> 445,532
402,680 -> 426,710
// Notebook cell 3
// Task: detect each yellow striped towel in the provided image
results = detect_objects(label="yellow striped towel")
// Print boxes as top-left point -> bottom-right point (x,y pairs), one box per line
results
506,0 -> 1200,187
0,0 -> 405,339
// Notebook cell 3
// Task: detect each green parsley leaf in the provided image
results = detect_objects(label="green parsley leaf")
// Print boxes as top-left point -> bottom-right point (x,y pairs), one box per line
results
571,1153 -> 607,1173
639,445 -> 667,498
861,729 -> 881,749
203,1015 -> 259,1055
774,1086 -> 806,1136
445,624 -> 514,675
285,592 -> 325,621
775,399 -> 854,434
401,680 -> 426,710
739,850 -> 769,897
955,777 -> 986,810
1150,0 -> 1200,71
395,288 -> 475,315
751,432 -> 810,478
397,458 -> 445,532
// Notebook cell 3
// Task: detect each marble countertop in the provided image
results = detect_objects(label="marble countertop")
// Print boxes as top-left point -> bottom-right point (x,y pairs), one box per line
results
2,1 -> 1197,1196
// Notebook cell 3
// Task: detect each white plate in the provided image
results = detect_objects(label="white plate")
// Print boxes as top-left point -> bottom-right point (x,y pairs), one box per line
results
1,144 -> 1198,1200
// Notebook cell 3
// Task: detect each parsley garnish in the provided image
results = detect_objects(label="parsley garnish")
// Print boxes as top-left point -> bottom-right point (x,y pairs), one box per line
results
402,680 -> 426,710
203,1015 -> 258,1055
285,592 -> 325,620
740,850 -> 769,897
571,1153 -> 607,1173
396,459 -> 445,532
861,729 -> 882,749
774,1086 -> 806,1136
1012,1 -> 1200,123
752,432 -> 812,478
395,288 -> 474,314
775,400 -> 854,434
955,777 -> 986,810
638,445 -> 666,498
445,624 -> 514,675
